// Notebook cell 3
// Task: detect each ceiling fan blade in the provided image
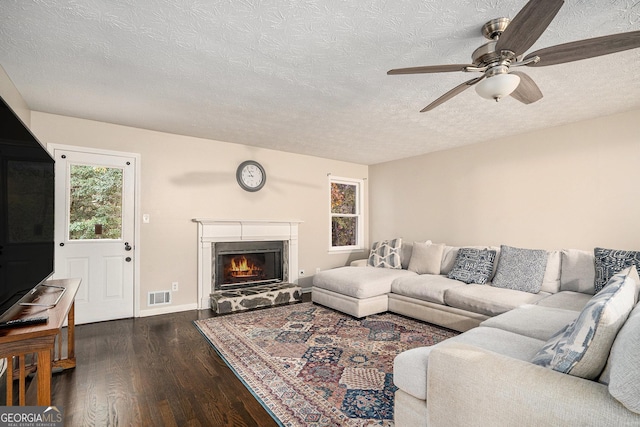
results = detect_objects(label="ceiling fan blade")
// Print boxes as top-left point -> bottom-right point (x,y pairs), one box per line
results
387,64 -> 474,75
524,30 -> 640,66
420,76 -> 485,112
510,72 -> 543,104
496,0 -> 564,56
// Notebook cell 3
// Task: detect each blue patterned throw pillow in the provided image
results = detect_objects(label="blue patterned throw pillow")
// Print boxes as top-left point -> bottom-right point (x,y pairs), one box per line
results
447,248 -> 496,284
367,238 -> 403,269
594,247 -> 640,293
531,266 -> 638,380
491,245 -> 547,294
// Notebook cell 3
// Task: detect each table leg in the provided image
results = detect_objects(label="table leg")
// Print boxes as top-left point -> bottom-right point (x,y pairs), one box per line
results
36,349 -> 51,406
6,358 -> 13,406
19,356 -> 25,405
68,302 -> 75,360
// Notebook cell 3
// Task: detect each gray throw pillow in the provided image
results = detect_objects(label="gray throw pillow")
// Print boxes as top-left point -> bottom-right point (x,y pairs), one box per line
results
491,245 -> 547,294
367,238 -> 403,269
447,248 -> 496,284
594,247 -> 640,293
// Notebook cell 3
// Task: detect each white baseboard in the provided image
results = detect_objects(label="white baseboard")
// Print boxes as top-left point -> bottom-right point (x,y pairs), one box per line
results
139,302 -> 198,317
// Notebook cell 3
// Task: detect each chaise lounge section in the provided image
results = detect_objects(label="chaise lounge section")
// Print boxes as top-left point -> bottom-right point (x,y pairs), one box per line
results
311,264 -> 416,318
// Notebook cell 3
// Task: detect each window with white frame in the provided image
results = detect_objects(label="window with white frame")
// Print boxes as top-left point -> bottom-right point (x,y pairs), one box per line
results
329,176 -> 364,251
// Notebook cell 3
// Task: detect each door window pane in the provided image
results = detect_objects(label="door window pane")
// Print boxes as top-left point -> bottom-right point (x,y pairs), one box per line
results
69,165 -> 123,240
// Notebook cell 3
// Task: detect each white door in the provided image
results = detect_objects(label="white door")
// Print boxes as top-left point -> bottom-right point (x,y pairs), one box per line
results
53,147 -> 136,324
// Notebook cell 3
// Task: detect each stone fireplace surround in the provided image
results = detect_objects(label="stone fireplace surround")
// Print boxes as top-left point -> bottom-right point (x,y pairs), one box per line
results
193,219 -> 302,310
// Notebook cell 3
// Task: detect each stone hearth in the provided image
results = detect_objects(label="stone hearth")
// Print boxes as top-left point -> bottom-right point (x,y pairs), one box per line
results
210,283 -> 302,314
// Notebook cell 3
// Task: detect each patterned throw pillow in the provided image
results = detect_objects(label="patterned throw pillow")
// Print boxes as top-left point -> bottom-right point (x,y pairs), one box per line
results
447,248 -> 496,284
594,247 -> 640,293
491,245 -> 547,294
531,266 -> 638,380
367,238 -> 403,269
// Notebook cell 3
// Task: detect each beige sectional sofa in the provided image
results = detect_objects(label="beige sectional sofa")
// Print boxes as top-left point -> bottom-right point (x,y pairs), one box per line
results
311,241 -> 640,425
312,243 -> 589,331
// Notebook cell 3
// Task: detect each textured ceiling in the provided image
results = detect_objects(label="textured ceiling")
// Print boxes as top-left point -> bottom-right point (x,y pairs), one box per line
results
0,0 -> 639,165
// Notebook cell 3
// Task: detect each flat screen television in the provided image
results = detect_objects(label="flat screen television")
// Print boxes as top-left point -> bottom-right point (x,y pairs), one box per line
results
0,96 -> 55,321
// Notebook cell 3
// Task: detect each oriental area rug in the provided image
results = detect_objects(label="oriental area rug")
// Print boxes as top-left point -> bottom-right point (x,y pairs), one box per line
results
194,302 -> 458,426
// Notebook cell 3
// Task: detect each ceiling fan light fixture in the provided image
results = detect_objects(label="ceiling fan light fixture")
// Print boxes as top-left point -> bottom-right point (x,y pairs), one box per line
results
475,72 -> 521,101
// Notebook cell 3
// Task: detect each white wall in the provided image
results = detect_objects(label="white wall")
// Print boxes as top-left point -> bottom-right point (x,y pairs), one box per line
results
5,63 -> 640,315
0,65 -> 30,126
369,109 -> 640,252
29,112 -> 368,313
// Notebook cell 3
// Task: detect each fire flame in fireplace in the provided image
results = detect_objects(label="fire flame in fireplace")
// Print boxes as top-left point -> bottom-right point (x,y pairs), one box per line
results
228,256 -> 262,277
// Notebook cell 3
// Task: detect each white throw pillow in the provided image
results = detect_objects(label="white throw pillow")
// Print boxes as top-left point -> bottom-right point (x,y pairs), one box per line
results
408,242 -> 445,275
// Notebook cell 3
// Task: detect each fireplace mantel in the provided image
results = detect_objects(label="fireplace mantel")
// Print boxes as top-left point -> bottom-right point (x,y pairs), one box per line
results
193,219 -> 303,309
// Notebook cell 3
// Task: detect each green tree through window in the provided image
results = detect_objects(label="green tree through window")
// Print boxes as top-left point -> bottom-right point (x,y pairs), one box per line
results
69,165 -> 123,240
330,178 -> 362,249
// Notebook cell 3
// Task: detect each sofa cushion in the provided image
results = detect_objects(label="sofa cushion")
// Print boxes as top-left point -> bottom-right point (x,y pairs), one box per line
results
491,245 -> 548,294
440,246 -> 459,275
393,327 -> 544,400
594,247 -> 640,293
401,241 -> 423,270
393,346 -> 432,400
391,275 -> 466,305
560,249 -> 596,294
446,248 -> 497,284
604,298 -> 640,414
480,304 -> 579,341
408,242 -> 444,274
444,284 -> 550,317
531,267 -> 639,380
349,259 -> 368,267
534,291 -> 592,311
367,238 -> 403,269
312,266 -> 416,298
540,250 -> 561,294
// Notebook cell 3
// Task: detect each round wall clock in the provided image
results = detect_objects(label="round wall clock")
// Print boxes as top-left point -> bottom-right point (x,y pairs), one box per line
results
236,160 -> 266,192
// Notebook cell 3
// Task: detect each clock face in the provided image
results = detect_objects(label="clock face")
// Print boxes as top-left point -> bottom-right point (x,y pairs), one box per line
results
236,161 -> 266,191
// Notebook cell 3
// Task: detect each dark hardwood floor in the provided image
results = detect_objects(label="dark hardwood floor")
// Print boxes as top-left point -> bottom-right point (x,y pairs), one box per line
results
51,308 -> 283,426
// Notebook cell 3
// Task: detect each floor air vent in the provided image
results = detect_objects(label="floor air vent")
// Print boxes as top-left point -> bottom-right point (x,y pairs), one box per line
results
148,291 -> 171,306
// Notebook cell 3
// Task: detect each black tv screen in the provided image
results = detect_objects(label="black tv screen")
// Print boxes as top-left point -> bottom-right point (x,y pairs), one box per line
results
0,96 -> 55,319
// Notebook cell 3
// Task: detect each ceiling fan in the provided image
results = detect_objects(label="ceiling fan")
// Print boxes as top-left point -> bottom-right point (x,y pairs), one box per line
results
388,0 -> 640,112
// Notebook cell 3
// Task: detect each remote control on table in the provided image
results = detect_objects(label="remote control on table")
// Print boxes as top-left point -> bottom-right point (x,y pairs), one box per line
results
0,316 -> 49,328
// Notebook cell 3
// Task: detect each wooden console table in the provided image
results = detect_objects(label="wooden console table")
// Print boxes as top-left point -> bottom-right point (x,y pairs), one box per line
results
0,278 -> 80,406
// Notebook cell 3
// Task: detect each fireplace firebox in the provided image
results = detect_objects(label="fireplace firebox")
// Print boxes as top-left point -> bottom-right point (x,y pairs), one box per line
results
214,241 -> 284,290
